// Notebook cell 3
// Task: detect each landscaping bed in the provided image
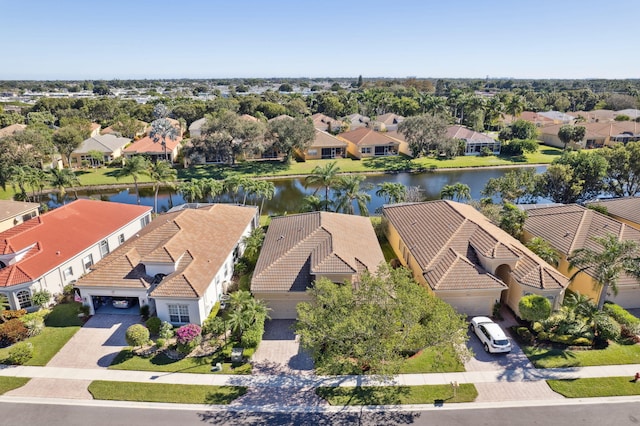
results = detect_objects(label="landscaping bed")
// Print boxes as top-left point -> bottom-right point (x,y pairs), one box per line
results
316,384 -> 477,405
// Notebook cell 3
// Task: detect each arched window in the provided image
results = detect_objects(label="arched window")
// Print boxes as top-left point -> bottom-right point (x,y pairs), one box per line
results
16,290 -> 32,309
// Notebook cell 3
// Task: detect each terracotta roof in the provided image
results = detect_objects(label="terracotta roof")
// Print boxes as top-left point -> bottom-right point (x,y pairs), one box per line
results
252,212 -> 384,293
0,200 -> 39,222
311,113 -> 342,131
268,115 -> 293,122
587,197 -> 640,226
77,204 -> 257,299
383,201 -> 567,291
309,130 -> 348,149
123,134 -> 182,154
541,121 -> 639,140
446,125 -> 496,143
0,200 -> 151,288
376,113 -> 405,126
337,128 -> 401,147
74,134 -> 131,154
0,124 -> 27,138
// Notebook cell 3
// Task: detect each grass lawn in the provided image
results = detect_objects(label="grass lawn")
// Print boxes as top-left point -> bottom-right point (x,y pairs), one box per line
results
522,342 -> 640,368
399,346 -> 465,374
109,348 -> 250,374
0,302 -> 83,366
88,380 -> 246,404
547,377 -> 640,398
316,384 -> 477,405
0,377 -> 30,394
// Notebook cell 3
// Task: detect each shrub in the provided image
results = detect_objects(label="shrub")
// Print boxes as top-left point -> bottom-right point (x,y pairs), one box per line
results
571,337 -> 592,346
31,290 -> 51,308
155,338 -> 166,348
0,319 -> 29,345
177,335 -> 202,354
518,294 -> 551,322
3,309 -> 27,320
20,309 -> 50,324
203,316 -> 225,336
7,342 -> 33,365
145,317 -> 162,335
240,312 -> 266,349
516,327 -> 534,344
492,301 -> 503,321
176,324 -> 202,345
549,334 -> 575,345
23,317 -> 45,337
603,303 -> 640,331
159,321 -> 174,339
537,331 -> 549,341
595,315 -> 621,342
125,324 -> 150,348
532,322 -> 544,333
139,305 -> 150,320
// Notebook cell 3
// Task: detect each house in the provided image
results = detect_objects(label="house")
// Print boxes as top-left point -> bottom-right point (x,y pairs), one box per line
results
337,128 -> 400,159
383,201 -> 568,316
372,113 -> 404,131
587,197 -> 640,230
297,129 -> 348,160
75,204 -> 258,325
188,117 -> 207,138
537,111 -> 576,124
540,121 -> 639,149
71,134 -> 131,167
0,200 -> 39,233
123,134 -> 183,162
0,200 -> 151,311
251,211 -> 385,319
345,113 -> 370,130
503,111 -> 555,127
311,113 -> 342,133
0,124 -> 27,139
89,123 -> 101,137
522,204 -> 640,308
447,125 -> 501,156
384,130 -> 413,157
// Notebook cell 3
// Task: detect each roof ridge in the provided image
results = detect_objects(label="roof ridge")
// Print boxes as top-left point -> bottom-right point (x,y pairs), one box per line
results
571,209 -> 593,252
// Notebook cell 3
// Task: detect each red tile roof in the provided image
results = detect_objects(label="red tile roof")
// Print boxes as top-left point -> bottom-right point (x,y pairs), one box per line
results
337,128 -> 400,147
0,200 -> 151,288
123,135 -> 183,154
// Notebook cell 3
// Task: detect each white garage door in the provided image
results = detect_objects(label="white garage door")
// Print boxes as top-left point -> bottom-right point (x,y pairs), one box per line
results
441,296 -> 493,317
265,299 -> 300,319
609,288 -> 640,310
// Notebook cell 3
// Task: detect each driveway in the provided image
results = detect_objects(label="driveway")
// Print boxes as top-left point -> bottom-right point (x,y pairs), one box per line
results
251,319 -> 314,375
47,313 -> 141,369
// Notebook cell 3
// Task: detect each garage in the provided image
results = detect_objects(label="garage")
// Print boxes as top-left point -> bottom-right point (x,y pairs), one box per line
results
254,292 -> 312,320
74,285 -> 149,316
92,296 -> 140,315
609,286 -> 640,310
436,290 -> 501,317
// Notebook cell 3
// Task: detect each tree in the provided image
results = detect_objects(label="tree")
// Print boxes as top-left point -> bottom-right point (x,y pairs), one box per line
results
176,180 -> 203,203
557,125 -> 586,150
147,160 -> 177,213
569,234 -> 640,310
525,237 -> 559,267
255,180 -> 275,215
601,142 -> 640,197
149,118 -> 179,161
53,126 -> 85,167
111,114 -> 145,139
88,150 -> 103,168
125,324 -> 150,348
333,175 -> 371,216
481,168 -> 538,204
535,163 -> 585,204
48,167 -> 80,202
242,227 -> 265,266
197,111 -> 265,165
508,119 -> 538,141
518,294 -> 552,322
152,103 -> 170,120
397,114 -> 449,157
553,151 -> 607,202
295,265 -> 469,375
376,182 -> 407,204
267,116 -> 315,163
440,183 -> 471,202
301,195 -> 328,212
116,155 -> 149,204
500,139 -> 539,156
31,290 -> 51,308
499,203 -> 527,239
305,161 -> 341,211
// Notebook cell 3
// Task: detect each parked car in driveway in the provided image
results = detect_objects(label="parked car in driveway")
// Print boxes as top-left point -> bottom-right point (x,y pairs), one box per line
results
470,316 -> 511,353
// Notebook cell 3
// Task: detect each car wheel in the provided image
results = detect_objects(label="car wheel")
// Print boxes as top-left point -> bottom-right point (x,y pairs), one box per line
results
484,343 -> 489,353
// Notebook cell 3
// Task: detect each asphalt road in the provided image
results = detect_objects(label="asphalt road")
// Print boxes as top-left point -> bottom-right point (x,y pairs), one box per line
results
2,400 -> 640,426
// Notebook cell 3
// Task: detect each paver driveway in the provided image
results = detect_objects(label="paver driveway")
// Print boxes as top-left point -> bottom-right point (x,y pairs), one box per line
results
251,319 -> 314,375
47,314 -> 141,369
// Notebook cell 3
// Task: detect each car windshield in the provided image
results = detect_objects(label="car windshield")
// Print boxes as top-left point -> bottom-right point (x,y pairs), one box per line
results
494,339 -> 509,346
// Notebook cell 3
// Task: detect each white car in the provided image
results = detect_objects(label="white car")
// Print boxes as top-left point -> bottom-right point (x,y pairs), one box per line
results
470,316 -> 511,353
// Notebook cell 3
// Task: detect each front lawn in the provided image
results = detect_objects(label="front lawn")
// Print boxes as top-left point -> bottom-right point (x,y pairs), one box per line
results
0,302 -> 83,366
88,380 -> 246,404
522,342 -> 640,368
109,348 -> 251,374
0,377 -> 30,394
399,345 -> 465,374
316,384 -> 477,405
547,377 -> 640,398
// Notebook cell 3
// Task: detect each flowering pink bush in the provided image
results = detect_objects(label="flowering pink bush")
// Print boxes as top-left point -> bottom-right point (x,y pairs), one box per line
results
175,324 -> 201,344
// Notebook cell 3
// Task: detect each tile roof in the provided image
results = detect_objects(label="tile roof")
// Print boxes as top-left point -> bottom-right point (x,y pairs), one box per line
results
0,200 -> 151,288
523,204 -> 640,285
74,134 -> 131,154
337,128 -> 401,147
77,204 -> 258,299
309,130 -> 348,149
188,117 -> 207,132
376,113 -> 405,125
123,134 -> 183,154
446,125 -> 496,143
0,124 -> 27,138
311,113 -> 342,131
541,121 -> 639,140
383,201 -> 567,291
587,197 -> 640,226
0,200 -> 40,222
251,212 -> 384,293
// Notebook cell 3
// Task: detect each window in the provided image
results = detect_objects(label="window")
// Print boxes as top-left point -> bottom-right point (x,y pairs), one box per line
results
168,304 -> 190,323
140,215 -> 150,228
17,290 -> 31,309
82,254 -> 93,271
307,149 -> 317,156
361,147 -> 371,154
99,240 -> 110,257
63,266 -> 73,280
118,234 -> 125,245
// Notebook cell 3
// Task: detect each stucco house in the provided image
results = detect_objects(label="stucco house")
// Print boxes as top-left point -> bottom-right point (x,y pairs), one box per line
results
447,125 -> 501,155
75,204 -> 258,325
523,204 -> 640,308
297,129 -> 348,160
540,121 -> 639,149
251,211 -> 385,319
0,200 -> 151,311
383,201 -> 568,316
372,113 -> 404,131
188,117 -> 207,138
71,134 -> 131,167
345,113 -> 370,130
0,200 -> 39,233
338,128 -> 400,159
311,113 -> 343,133
123,134 -> 183,162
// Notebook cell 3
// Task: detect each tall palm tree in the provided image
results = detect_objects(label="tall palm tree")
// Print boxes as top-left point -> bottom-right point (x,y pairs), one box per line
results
333,175 -> 371,216
48,167 -> 80,204
255,181 -> 275,215
242,227 -> 265,265
116,155 -> 149,205
176,180 -> 203,203
8,165 -> 32,200
200,178 -> 224,202
440,183 -> 471,202
147,160 -> 177,213
301,195 -> 328,212
569,234 -> 640,310
375,182 -> 407,205
305,161 -> 340,211
27,168 -> 48,203
224,175 -> 249,203
149,118 -> 179,162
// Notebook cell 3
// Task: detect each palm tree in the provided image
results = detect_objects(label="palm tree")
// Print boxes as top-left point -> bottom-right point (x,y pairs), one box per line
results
525,237 -> 560,267
27,168 -> 48,202
176,180 -> 203,203
116,156 -> 149,205
569,234 -> 640,310
147,160 -> 177,213
301,195 -> 328,212
200,178 -> 224,202
255,181 -> 275,215
304,161 -> 340,212
48,167 -> 80,203
242,227 -> 265,265
333,175 -> 371,216
8,165 -> 32,200
224,175 -> 248,203
440,183 -> 471,202
375,182 -> 407,205
227,308 -> 253,339
149,118 -> 179,161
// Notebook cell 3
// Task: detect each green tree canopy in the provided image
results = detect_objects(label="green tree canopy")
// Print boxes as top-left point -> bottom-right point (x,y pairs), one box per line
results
397,114 -> 449,157
600,142 -> 640,197
267,116 -> 315,163
557,125 -> 586,150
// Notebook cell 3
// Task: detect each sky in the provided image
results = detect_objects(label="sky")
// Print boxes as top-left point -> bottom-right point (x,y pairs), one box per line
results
2,0 -> 639,80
